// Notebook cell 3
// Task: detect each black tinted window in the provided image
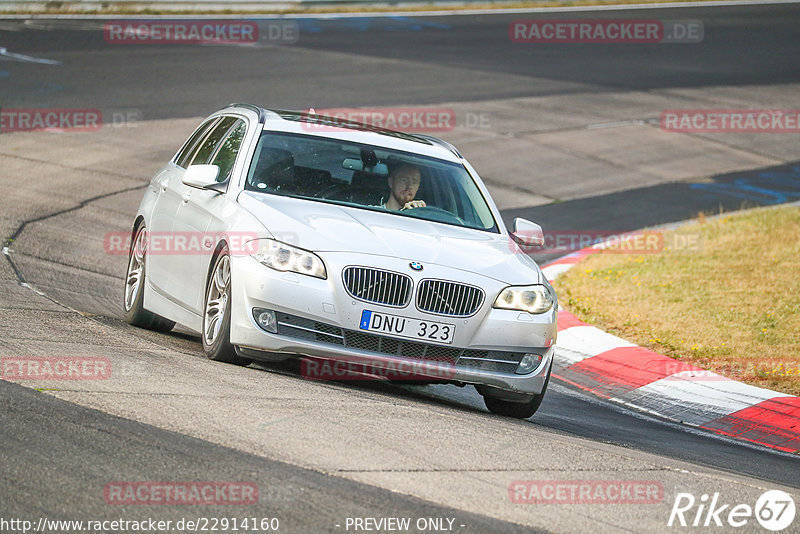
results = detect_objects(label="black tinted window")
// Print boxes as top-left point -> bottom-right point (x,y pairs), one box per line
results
245,132 -> 497,232
188,117 -> 238,167
210,120 -> 246,183
175,118 -> 219,168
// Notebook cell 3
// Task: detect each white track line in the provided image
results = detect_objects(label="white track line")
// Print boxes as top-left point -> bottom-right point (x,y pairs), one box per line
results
614,372 -> 792,425
557,325 -> 636,358
0,47 -> 60,65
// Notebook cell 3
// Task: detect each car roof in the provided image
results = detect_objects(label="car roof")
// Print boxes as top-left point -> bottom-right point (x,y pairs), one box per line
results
220,104 -> 464,164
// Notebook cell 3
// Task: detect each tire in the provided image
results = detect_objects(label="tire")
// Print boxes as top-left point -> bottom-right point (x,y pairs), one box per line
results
202,246 -> 252,366
123,223 -> 176,332
483,372 -> 550,419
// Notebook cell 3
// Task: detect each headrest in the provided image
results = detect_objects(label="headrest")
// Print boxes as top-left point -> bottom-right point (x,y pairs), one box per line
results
351,170 -> 386,189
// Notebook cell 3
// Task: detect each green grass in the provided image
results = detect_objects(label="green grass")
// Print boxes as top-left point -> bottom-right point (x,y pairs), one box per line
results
553,205 -> 800,396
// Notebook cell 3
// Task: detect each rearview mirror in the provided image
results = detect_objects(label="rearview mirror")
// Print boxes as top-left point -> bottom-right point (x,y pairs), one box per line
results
511,218 -> 544,247
342,158 -> 388,175
182,164 -> 225,192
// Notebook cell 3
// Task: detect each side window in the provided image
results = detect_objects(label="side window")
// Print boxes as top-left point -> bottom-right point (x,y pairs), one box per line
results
210,120 -> 246,183
188,117 -> 238,168
175,118 -> 219,169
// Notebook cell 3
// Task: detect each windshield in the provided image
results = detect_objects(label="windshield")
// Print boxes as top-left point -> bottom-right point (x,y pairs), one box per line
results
245,131 -> 498,232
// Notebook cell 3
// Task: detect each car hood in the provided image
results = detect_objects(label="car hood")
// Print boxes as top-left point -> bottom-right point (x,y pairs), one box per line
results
238,192 -> 541,284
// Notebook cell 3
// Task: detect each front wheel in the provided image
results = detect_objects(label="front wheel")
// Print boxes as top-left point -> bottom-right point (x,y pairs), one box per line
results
482,372 -> 550,419
202,247 -> 252,366
123,223 -> 176,332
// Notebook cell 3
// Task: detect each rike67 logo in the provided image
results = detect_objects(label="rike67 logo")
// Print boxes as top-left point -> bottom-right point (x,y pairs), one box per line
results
668,490 -> 796,531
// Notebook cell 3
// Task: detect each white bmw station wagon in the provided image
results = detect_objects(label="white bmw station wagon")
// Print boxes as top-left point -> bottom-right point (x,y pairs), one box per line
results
124,104 -> 557,418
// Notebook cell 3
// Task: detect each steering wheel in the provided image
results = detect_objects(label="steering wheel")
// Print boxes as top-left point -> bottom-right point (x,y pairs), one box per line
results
402,205 -> 465,225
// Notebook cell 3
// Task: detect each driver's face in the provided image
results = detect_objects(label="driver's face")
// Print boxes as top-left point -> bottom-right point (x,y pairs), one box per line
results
389,167 -> 421,204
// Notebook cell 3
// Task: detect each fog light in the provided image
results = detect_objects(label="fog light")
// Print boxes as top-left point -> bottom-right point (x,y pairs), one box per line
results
515,353 -> 543,375
253,308 -> 277,334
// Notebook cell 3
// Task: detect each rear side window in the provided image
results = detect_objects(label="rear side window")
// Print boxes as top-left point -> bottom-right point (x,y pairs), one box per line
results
188,117 -> 238,167
210,120 -> 247,183
174,118 -> 219,169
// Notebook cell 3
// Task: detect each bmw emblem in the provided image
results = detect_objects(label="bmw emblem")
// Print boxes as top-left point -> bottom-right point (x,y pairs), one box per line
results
409,261 -> 423,271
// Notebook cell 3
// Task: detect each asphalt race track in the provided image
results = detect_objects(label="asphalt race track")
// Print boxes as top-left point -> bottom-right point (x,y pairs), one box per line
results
1,3 -> 800,533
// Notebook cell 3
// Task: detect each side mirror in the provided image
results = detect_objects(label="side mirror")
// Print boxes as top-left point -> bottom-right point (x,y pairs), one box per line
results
182,164 -> 225,192
511,218 -> 544,247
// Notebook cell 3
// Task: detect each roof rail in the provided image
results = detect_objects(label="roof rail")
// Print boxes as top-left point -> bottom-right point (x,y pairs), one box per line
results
227,103 -> 268,123
414,134 -> 462,158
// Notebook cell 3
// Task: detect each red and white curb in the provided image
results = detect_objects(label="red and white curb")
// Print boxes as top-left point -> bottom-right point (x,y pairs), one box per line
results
543,241 -> 800,454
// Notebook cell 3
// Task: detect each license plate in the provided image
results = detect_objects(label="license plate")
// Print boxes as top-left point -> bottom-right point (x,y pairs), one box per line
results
359,310 -> 455,344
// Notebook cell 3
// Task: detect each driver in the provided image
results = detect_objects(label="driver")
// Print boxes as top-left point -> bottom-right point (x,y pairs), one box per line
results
383,163 -> 427,211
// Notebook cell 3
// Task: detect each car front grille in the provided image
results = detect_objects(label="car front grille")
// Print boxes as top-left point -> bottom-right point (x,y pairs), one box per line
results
455,350 -> 524,373
342,266 -> 412,308
275,312 -> 523,374
416,279 -> 485,317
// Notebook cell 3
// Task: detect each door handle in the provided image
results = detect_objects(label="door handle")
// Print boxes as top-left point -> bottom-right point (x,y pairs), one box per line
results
181,193 -> 191,203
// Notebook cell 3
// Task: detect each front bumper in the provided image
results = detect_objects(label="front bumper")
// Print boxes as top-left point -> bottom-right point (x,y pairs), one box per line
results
229,252 -> 556,396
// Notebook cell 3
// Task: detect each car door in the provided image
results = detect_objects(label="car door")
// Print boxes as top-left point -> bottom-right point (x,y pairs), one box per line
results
147,117 -> 220,297
171,116 -> 247,313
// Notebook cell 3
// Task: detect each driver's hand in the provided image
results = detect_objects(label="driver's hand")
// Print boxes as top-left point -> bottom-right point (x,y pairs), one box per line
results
402,200 -> 427,210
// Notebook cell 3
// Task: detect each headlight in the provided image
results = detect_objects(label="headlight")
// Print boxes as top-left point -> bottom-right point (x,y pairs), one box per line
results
493,285 -> 553,314
247,239 -> 326,279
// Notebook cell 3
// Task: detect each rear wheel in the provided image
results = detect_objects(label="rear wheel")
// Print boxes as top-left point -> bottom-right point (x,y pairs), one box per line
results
202,246 -> 252,366
482,372 -> 550,419
123,223 -> 175,332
